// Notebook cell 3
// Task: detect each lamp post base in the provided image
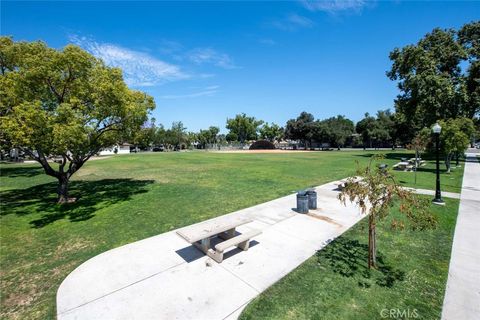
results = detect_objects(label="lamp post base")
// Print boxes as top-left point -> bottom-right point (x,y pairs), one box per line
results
432,198 -> 445,206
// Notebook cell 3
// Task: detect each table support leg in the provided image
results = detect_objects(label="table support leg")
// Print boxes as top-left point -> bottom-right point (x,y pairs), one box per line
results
218,228 -> 236,240
200,238 -> 210,252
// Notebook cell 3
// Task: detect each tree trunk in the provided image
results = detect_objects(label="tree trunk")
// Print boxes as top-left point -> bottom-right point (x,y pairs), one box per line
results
445,154 -> 452,173
57,174 -> 70,203
368,214 -> 377,268
414,149 -> 419,185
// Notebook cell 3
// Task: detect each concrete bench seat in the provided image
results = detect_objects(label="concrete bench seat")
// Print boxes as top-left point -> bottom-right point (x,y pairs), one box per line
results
215,229 -> 262,253
211,229 -> 262,263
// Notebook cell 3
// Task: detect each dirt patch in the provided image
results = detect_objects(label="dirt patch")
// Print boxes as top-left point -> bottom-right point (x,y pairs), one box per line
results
307,212 -> 343,227
88,156 -> 112,161
53,239 -> 94,258
2,290 -> 37,310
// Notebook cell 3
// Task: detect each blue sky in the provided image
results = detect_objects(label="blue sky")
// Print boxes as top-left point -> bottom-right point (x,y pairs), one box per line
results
2,1 -> 479,132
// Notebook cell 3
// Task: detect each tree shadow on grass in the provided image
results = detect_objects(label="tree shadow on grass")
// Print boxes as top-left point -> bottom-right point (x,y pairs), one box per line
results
0,166 -> 45,177
317,237 -> 405,288
0,179 -> 154,228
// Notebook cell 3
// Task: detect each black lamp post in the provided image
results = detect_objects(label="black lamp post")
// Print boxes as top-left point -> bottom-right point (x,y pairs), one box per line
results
432,122 -> 445,205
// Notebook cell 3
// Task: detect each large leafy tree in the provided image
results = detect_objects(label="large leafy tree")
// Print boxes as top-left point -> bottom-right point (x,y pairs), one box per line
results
165,121 -> 187,149
197,126 -> 220,148
0,37 -> 154,203
320,115 -> 355,149
355,113 -> 377,148
356,111 -> 396,148
375,110 -> 396,146
284,111 -> 315,147
226,113 -> 263,143
459,22 -> 480,121
439,117 -> 476,172
259,122 -> 284,142
387,22 -> 480,137
133,117 -> 157,150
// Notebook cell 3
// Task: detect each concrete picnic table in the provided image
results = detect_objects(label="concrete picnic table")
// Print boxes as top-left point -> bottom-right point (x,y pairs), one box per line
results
176,215 -> 260,263
394,161 -> 412,170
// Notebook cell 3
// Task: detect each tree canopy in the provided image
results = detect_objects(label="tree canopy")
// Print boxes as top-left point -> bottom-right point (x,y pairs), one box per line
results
132,117 -> 157,150
197,126 -> 220,148
356,111 -> 396,148
259,122 -> 284,142
226,113 -> 263,143
439,117 -> 476,172
388,22 -> 480,137
0,37 -> 154,202
165,121 -> 187,149
284,112 -> 356,148
284,112 -> 315,146
315,115 -> 355,149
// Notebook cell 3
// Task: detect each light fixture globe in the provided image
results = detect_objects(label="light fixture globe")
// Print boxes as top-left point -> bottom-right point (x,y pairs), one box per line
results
432,122 -> 442,134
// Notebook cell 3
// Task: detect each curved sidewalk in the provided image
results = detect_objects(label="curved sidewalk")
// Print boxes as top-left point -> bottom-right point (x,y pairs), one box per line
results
57,180 -> 365,320
442,151 -> 480,320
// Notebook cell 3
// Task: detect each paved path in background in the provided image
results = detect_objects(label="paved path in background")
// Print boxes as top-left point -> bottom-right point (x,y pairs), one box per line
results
56,180 -> 365,320
409,188 -> 460,199
442,151 -> 480,320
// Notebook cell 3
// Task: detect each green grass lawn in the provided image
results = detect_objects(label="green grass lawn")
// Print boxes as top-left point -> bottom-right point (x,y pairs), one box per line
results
240,198 -> 459,320
0,150 -> 464,319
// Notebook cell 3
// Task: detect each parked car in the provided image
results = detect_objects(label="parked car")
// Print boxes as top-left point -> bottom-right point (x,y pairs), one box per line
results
152,145 -> 165,152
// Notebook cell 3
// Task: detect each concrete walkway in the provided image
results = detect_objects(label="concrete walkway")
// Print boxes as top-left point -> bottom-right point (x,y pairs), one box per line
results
442,151 -> 480,320
408,188 -> 460,199
57,180 -> 365,320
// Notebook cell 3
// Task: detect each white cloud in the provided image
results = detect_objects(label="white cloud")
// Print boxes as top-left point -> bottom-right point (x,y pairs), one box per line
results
160,86 -> 219,99
69,35 -> 188,87
301,0 -> 369,14
187,48 -> 237,69
158,39 -> 183,55
288,13 -> 315,28
271,13 -> 315,31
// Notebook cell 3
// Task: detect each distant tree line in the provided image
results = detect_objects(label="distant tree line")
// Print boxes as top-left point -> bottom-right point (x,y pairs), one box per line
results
131,108 -> 412,151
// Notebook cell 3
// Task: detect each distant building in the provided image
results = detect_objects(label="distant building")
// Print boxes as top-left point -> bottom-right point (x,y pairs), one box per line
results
99,143 -> 131,156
